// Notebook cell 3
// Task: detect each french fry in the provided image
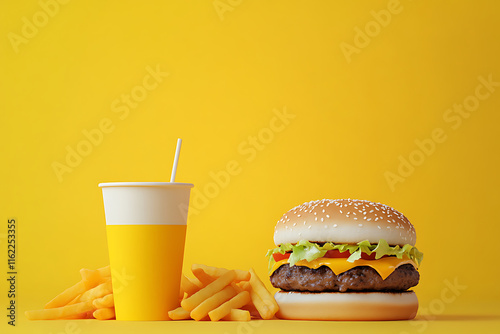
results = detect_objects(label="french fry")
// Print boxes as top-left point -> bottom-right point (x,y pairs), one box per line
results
181,270 -> 236,312
93,307 -> 115,320
222,309 -> 251,321
78,280 -> 113,302
192,264 -> 251,282
239,281 -> 251,291
92,294 -> 114,309
26,300 -> 94,320
168,306 -> 191,320
81,267 -> 109,289
191,285 -> 237,321
66,295 -> 82,306
44,266 -> 111,309
97,265 -> 111,278
249,268 -> 279,315
247,287 -> 271,319
241,303 -> 260,318
187,275 -> 203,288
61,313 -> 88,319
192,268 -> 216,286
237,282 -> 260,317
208,290 -> 250,321
181,274 -> 201,297
231,282 -> 244,293
44,281 -> 87,309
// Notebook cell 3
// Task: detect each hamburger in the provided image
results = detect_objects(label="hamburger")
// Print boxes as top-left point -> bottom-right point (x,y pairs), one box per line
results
266,199 -> 423,321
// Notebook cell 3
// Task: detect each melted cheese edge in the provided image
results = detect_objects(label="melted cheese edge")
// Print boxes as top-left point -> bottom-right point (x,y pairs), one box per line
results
271,256 -> 418,280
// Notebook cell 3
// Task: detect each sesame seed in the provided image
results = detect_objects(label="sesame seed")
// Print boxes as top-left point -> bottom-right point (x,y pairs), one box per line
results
377,226 -> 381,229
326,214 -> 330,218
308,225 -> 311,229
353,217 -> 358,220
333,224 -> 338,227
358,224 -> 363,227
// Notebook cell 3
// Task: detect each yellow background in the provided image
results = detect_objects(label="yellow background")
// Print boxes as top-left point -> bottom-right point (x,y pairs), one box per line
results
1,0 -> 499,333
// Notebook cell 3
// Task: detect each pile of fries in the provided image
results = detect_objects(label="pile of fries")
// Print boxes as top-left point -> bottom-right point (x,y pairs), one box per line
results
170,264 -> 278,321
25,264 -> 278,321
25,266 -> 115,320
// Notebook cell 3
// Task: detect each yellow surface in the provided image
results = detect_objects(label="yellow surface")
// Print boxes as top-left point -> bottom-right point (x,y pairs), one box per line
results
9,303 -> 500,334
1,0 -> 500,333
106,224 -> 186,320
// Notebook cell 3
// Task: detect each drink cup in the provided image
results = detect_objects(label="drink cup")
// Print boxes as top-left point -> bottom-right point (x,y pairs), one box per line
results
99,182 -> 193,321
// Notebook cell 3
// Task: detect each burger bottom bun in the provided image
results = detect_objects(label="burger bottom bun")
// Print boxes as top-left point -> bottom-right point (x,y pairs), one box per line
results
275,291 -> 418,321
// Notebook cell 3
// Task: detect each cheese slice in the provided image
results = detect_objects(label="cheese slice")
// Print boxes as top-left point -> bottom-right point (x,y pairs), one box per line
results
271,256 -> 417,280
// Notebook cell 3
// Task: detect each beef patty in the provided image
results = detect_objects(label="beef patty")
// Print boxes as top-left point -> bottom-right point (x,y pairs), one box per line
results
270,263 -> 419,292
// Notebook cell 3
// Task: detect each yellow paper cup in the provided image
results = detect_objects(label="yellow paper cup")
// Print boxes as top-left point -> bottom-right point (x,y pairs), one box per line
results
99,182 -> 193,321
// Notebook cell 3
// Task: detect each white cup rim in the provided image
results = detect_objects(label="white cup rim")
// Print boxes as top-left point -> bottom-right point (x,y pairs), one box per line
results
99,182 -> 194,188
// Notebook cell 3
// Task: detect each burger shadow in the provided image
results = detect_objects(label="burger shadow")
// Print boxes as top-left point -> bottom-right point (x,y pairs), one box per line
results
415,314 -> 500,321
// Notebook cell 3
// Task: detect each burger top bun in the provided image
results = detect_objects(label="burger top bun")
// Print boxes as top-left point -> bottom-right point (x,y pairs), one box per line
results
274,199 -> 416,246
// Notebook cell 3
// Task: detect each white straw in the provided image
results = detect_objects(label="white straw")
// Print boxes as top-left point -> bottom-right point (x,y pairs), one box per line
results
170,138 -> 182,182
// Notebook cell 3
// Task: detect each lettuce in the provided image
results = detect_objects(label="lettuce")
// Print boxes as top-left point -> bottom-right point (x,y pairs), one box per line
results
266,239 -> 423,273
